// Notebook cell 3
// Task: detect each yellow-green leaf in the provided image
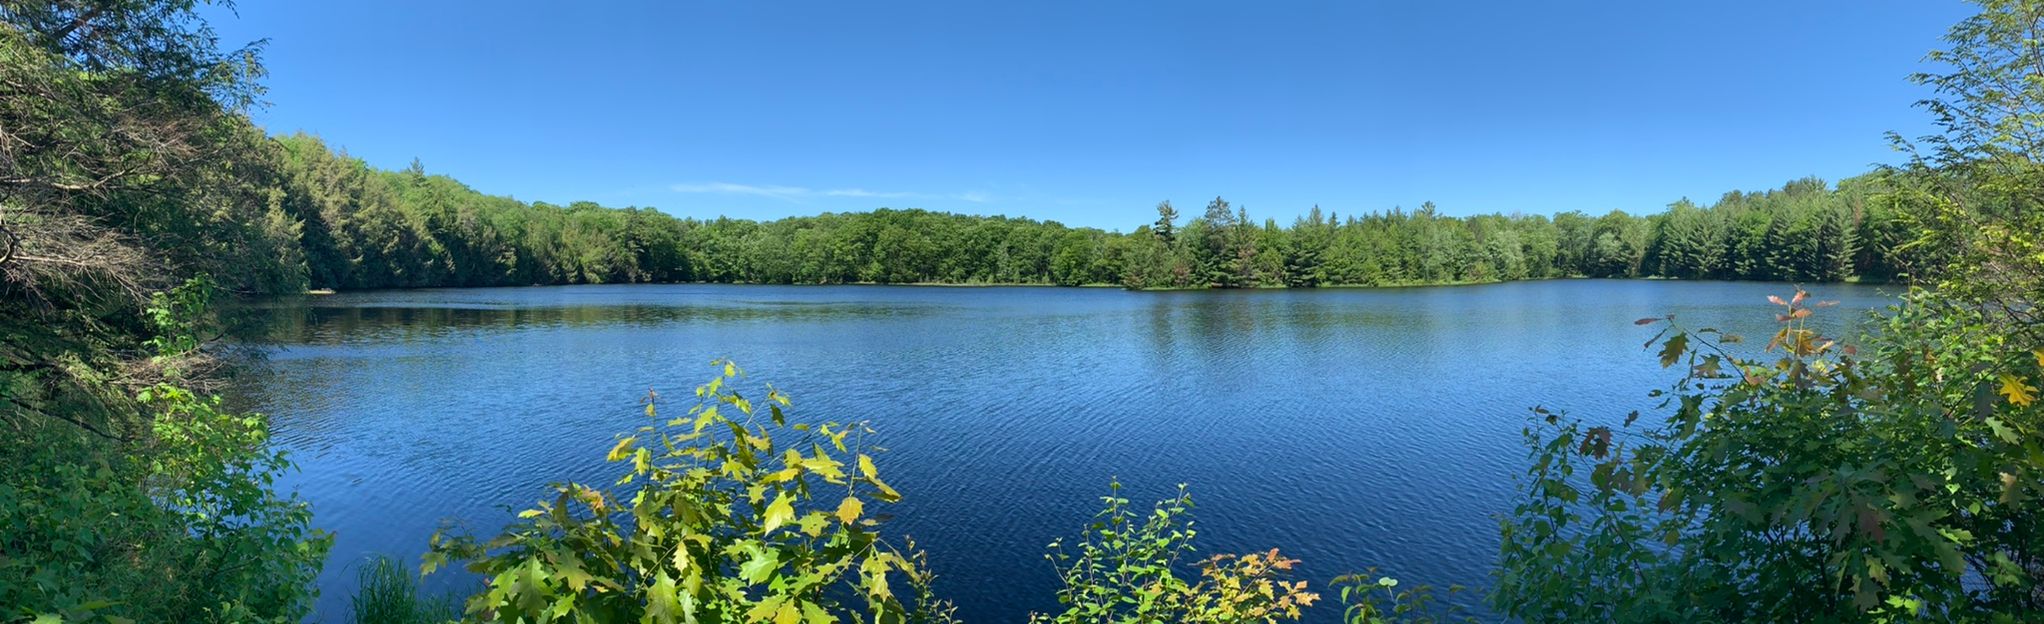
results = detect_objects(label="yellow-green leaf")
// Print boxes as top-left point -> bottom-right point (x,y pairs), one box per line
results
801,455 -> 846,482
762,491 -> 796,533
606,436 -> 636,462
861,555 -> 894,600
747,596 -> 784,622
836,496 -> 863,525
870,480 -> 901,503
797,511 -> 830,537
801,600 -> 834,624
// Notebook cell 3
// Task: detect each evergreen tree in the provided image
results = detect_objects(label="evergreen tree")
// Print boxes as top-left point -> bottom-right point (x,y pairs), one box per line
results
1153,200 -> 1178,246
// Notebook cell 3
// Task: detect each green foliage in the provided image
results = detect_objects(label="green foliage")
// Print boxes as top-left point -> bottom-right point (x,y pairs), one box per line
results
1104,181 -> 1876,290
1497,288 -> 2044,622
141,274 -> 214,361
1498,4 -> 2044,619
423,360 -> 954,623
260,145 -> 1135,289
1,278 -> 329,623
1030,482 -> 1317,624
1886,0 -> 2044,337
197,134 -> 1900,294
1330,572 -> 1475,624
0,0 -> 265,107
352,555 -> 458,624
1,3 -> 331,619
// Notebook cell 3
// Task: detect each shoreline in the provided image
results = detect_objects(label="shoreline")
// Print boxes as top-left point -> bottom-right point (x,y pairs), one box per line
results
293,275 -> 1894,297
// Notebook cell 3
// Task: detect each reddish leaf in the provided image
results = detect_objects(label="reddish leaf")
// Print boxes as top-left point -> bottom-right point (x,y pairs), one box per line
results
1856,507 -> 1885,542
1578,426 -> 1613,459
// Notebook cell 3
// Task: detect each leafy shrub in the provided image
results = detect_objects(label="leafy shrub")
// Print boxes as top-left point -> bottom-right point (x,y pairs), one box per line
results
1,278 -> 329,623
1029,482 -> 1318,624
1330,572 -> 1474,624
424,360 -> 954,623
1496,290 -> 2044,621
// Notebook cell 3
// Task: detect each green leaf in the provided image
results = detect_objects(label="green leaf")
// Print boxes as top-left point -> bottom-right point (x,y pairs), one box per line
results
1986,417 -> 2018,443
1658,332 -> 1688,368
739,543 -> 778,584
646,570 -> 682,624
762,491 -> 796,534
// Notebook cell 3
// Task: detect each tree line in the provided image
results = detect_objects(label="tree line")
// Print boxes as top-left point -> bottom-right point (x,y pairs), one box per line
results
1117,176 -> 1904,289
249,136 -> 1912,293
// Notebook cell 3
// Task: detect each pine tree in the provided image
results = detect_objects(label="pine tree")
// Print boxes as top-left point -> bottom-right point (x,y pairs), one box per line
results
1153,200 -> 1178,246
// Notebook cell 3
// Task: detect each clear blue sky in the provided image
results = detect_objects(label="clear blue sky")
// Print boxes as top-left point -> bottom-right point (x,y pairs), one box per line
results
206,0 -> 1973,231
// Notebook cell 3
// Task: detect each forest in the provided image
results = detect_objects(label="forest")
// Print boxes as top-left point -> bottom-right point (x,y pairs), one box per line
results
2,0 -> 2040,623
249,135 -> 1902,292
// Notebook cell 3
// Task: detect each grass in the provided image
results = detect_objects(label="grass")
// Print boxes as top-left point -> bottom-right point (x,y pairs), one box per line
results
350,555 -> 459,624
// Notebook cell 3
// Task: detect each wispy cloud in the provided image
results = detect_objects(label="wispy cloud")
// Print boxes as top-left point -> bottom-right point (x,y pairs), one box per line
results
667,182 -> 813,201
669,182 -> 992,203
821,188 -> 917,199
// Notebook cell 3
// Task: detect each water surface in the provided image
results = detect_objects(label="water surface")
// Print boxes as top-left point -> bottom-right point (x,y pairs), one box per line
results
231,280 -> 1896,621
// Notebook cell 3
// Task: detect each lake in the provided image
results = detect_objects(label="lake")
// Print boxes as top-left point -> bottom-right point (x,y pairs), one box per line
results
230,279 -> 1899,622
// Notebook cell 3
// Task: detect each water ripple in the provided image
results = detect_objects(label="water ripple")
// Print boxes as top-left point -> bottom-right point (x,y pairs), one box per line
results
229,281 -> 1897,622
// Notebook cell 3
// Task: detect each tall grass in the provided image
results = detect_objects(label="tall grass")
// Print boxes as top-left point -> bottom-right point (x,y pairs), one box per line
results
350,555 -> 457,624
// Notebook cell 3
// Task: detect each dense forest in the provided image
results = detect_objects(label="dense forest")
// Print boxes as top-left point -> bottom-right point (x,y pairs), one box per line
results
252,138 -> 1911,291
3,0 -> 2040,623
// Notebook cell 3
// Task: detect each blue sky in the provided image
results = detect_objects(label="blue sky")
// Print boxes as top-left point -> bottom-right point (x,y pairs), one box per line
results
207,1 -> 1973,231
